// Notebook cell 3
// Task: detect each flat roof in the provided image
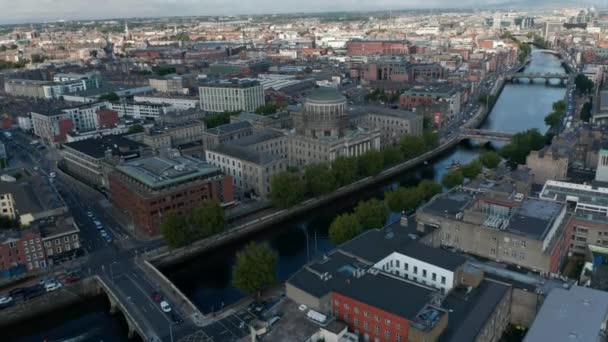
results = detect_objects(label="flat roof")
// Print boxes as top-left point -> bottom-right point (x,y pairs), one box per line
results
64,135 -> 145,159
210,143 -> 281,165
204,121 -> 252,136
200,79 -> 261,89
230,130 -> 284,147
506,199 -> 563,240
524,286 -> 608,342
115,155 -> 220,190
420,190 -> 475,217
540,180 -> 608,208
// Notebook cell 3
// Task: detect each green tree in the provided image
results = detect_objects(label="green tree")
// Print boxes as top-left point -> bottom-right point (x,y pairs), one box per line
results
160,212 -> 190,248
354,199 -> 388,230
270,172 -> 305,208
442,170 -> 464,189
383,146 -> 404,167
575,74 -> 594,94
232,242 -> 277,298
99,92 -> 120,102
175,32 -> 190,41
480,151 -> 501,169
192,200 -> 225,238
332,156 -> 358,187
254,102 -> 280,115
385,187 -> 423,213
328,213 -> 362,245
581,102 -> 592,122
478,94 -> 496,107
461,160 -> 482,179
305,163 -> 336,196
423,131 -> 440,150
128,124 -> 144,133
544,111 -> 562,127
152,65 -> 177,76
203,111 -> 239,128
500,129 -> 545,168
357,150 -> 384,177
417,180 -> 442,201
400,136 -> 426,159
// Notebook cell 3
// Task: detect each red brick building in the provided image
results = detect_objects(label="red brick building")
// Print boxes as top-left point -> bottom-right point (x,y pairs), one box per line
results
347,40 -> 409,56
96,109 -> 119,129
109,154 -> 234,237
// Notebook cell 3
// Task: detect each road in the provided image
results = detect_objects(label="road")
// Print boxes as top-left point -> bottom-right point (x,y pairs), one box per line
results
4,131 -> 196,342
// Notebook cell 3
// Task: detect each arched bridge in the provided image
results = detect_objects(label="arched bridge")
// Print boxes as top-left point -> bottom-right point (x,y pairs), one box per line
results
459,129 -> 514,142
505,72 -> 569,85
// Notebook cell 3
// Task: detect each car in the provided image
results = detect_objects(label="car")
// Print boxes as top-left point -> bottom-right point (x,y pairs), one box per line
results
160,300 -> 172,313
170,312 -> 183,324
45,282 -> 62,292
298,304 -> 308,312
151,291 -> 163,302
0,296 -> 12,305
49,172 -> 56,178
104,235 -> 113,243
87,212 -> 94,217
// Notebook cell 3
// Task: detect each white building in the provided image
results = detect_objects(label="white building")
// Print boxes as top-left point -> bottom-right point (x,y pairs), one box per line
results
109,101 -> 176,120
199,79 -> 264,113
61,102 -> 109,132
133,95 -> 199,111
17,115 -> 33,131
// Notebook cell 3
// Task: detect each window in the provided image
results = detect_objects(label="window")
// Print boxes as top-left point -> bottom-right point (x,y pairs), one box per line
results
385,319 -> 391,325
374,315 -> 380,322
422,269 -> 427,278
354,307 -> 359,314
396,333 -> 402,342
334,299 -> 340,305
441,276 -> 446,285
432,273 -> 437,281
404,263 -> 408,271
384,330 -> 391,338
364,321 -> 369,331
374,325 -> 380,334
364,311 -> 370,317
414,266 -> 418,274
396,323 -> 401,330
344,313 -> 349,322
343,303 -> 349,310
395,260 -> 400,268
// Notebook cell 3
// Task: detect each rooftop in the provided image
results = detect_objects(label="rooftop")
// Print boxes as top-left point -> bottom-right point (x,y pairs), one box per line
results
63,135 -> 146,159
540,180 -> 608,208
204,121 -> 252,136
350,106 -> 421,121
230,130 -> 284,147
506,199 -> 564,240
524,286 -> 608,342
210,143 -> 282,165
306,87 -> 346,104
199,79 -> 261,89
115,155 -> 221,190
0,175 -> 65,216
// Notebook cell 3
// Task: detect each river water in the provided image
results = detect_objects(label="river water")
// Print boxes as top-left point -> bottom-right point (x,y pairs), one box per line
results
7,50 -> 566,340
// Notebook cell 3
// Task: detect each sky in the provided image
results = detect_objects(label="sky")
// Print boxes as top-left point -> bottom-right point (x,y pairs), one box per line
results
0,0 -> 526,24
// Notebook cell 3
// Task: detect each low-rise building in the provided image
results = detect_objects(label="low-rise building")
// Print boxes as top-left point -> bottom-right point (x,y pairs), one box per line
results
31,110 -> 74,145
352,106 -> 423,146
139,120 -> 206,150
416,188 -> 571,275
202,121 -> 254,151
206,143 -> 287,199
199,79 -> 265,113
524,285 -> 608,342
61,135 -> 147,188
108,154 -> 234,237
399,84 -> 461,119
109,101 -> 176,121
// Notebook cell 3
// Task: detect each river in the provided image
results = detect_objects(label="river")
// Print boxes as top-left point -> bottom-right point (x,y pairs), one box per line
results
7,49 -> 566,340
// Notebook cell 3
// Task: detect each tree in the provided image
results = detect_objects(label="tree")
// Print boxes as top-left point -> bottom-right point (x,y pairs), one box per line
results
461,160 -> 482,179
99,92 -> 120,102
270,172 -> 305,208
128,124 -> 144,134
417,180 -> 441,201
400,136 -> 426,159
305,163 -> 336,196
30,54 -> 47,63
152,65 -> 177,76
255,102 -> 280,115
175,32 -> 190,41
442,170 -> 464,189
385,187 -> 423,213
383,146 -> 404,167
575,74 -> 594,94
581,102 -> 592,122
203,111 -> 239,128
332,156 -> 358,187
357,150 -> 384,177
354,199 -> 388,230
328,213 -> 362,245
192,200 -> 225,238
478,94 -> 496,107
480,151 -> 501,169
160,212 -> 190,248
232,242 -> 277,298
500,129 -> 545,168
423,131 -> 440,150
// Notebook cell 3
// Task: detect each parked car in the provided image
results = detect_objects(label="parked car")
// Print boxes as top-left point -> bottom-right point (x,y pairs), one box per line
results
160,301 -> 172,313
0,296 -> 12,305
87,212 -> 94,218
49,172 -> 56,178
45,282 -> 62,292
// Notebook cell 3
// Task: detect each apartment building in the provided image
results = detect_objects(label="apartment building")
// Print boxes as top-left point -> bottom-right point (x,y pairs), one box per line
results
108,154 -> 234,237
109,101 -> 176,121
31,110 -> 74,145
206,143 -> 287,199
199,79 -> 265,113
60,102 -> 111,132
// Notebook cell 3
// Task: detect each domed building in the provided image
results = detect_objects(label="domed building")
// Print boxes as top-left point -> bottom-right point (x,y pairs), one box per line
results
288,87 -> 381,166
293,87 -> 349,138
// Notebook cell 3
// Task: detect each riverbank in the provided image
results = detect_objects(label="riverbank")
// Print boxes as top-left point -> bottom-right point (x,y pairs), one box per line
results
150,77 -> 505,269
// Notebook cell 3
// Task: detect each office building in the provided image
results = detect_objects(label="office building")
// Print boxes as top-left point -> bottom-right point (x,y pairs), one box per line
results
108,154 -> 234,237
199,79 -> 265,113
133,95 -> 199,111
202,121 -> 254,151
109,101 -> 176,121
31,110 -> 74,145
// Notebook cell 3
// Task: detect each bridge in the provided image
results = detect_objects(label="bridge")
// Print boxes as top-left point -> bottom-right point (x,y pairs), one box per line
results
459,129 -> 515,142
504,72 -> 569,85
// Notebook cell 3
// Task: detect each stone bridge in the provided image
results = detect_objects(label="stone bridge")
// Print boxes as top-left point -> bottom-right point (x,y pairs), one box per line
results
459,129 -> 515,143
505,72 -> 569,85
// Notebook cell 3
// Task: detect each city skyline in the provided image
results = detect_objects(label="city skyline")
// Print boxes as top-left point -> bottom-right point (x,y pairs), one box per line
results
0,0 -> 598,25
